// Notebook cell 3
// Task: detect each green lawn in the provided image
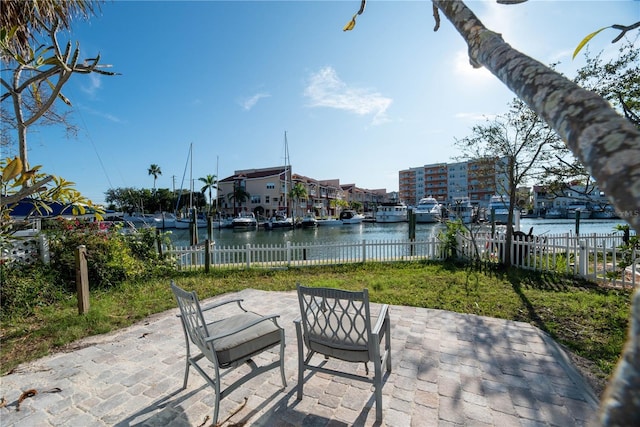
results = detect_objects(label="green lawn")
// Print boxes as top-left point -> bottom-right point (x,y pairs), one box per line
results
1,261 -> 632,394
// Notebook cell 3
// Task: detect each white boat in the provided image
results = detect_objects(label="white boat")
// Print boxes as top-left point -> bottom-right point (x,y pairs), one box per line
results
375,202 -> 408,223
316,217 -> 343,226
448,197 -> 473,224
264,212 -> 294,230
566,204 -> 592,219
414,197 -> 441,223
339,209 -> 365,224
487,195 -> 511,224
123,213 -> 163,228
175,211 -> 208,229
232,212 -> 258,229
591,205 -> 619,219
300,213 -> 318,228
153,212 -> 177,228
544,207 -> 564,219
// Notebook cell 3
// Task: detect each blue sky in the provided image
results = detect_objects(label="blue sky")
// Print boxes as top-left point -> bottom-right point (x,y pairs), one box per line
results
9,0 -> 640,205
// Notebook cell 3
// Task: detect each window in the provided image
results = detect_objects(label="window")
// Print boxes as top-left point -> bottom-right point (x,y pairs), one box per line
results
266,183 -> 275,189
265,196 -> 270,204
251,195 -> 261,204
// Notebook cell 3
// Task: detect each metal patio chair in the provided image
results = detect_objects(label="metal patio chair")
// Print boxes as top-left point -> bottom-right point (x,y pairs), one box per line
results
171,282 -> 286,425
294,284 -> 391,421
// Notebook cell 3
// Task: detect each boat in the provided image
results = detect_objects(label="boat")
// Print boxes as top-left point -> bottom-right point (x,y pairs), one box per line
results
414,197 -> 441,223
591,204 -> 619,219
232,212 -> 258,229
175,211 -> 208,229
123,212 -> 163,228
566,204 -> 592,219
487,195 -> 511,224
300,213 -> 318,228
339,209 -> 365,224
263,212 -> 294,230
315,217 -> 343,226
174,144 -> 208,230
153,212 -> 177,228
448,197 -> 473,224
544,207 -> 564,219
375,202 -> 408,223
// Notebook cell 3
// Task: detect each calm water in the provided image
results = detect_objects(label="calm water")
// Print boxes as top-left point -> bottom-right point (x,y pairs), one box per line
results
166,217 -> 629,247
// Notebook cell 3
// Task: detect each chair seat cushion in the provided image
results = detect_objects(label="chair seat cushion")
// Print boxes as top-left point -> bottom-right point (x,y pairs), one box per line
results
306,313 -> 386,363
207,312 -> 281,366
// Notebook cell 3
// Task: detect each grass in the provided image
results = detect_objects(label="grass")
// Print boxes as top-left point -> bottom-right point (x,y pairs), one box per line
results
1,261 -> 633,394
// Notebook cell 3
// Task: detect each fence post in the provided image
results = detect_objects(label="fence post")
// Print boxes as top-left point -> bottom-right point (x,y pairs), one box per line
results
75,245 -> 90,315
287,241 -> 292,266
39,233 -> 50,264
578,239 -> 587,277
362,240 -> 366,263
204,239 -> 210,273
246,243 -> 251,268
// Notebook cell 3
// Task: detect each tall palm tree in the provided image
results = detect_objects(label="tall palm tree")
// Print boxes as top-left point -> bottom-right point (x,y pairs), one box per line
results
198,174 -> 217,215
147,164 -> 162,193
227,182 -> 250,216
288,182 -> 308,220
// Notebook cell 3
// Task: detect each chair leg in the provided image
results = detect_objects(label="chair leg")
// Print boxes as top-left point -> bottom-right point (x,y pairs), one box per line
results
374,360 -> 383,422
279,332 -> 287,388
180,321 -> 191,389
385,319 -> 392,372
213,365 -> 221,426
295,322 -> 304,400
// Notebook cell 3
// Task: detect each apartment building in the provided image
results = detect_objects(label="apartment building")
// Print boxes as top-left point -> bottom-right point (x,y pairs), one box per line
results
217,166 -> 387,218
399,158 -> 507,207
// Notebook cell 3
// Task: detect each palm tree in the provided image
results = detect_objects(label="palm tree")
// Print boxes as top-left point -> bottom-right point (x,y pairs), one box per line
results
148,164 -> 162,192
227,182 -> 250,216
198,174 -> 217,215
288,182 -> 308,220
1,0 -> 101,58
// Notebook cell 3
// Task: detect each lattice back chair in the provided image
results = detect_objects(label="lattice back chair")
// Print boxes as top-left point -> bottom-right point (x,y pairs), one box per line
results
171,282 -> 286,425
294,284 -> 391,421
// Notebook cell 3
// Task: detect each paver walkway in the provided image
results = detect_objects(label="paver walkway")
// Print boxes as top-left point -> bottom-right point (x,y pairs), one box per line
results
1,289 -> 600,426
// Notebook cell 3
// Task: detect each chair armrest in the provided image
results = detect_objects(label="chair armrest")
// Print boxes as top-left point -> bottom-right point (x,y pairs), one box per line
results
372,304 -> 389,335
205,313 -> 281,342
200,298 -> 244,313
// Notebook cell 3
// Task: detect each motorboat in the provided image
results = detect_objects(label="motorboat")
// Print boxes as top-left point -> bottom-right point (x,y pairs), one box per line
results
263,213 -> 294,230
487,195 -> 511,224
591,205 -> 619,219
153,212 -> 176,229
414,197 -> 441,223
375,202 -> 408,223
175,212 -> 208,229
232,212 -> 258,229
339,209 -> 365,224
544,207 -> 564,219
300,213 -> 318,228
316,217 -> 343,226
448,197 -> 473,224
566,204 -> 592,219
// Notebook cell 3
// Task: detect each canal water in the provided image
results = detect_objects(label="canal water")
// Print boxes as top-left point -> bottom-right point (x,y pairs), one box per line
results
166,218 -> 629,247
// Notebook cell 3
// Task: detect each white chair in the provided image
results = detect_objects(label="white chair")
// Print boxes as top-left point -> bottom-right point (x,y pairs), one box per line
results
171,282 -> 286,424
294,284 -> 391,421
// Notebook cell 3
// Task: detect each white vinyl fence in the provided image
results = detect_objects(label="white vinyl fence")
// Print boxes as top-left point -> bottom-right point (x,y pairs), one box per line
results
164,238 -> 445,270
165,231 -> 638,288
456,231 -> 638,288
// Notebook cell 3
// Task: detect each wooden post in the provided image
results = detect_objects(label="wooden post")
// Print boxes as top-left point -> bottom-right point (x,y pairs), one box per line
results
75,245 -> 90,314
155,228 -> 163,258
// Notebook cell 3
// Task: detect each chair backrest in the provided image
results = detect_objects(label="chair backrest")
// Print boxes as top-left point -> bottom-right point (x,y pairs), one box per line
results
297,284 -> 372,353
171,282 -> 210,353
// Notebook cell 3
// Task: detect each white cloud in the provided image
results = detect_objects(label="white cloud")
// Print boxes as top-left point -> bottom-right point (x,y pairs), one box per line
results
453,49 -> 494,81
304,66 -> 392,125
240,92 -> 270,110
81,73 -> 102,97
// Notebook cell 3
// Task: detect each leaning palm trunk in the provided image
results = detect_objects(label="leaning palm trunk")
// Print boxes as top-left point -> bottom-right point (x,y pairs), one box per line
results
432,1 -> 639,424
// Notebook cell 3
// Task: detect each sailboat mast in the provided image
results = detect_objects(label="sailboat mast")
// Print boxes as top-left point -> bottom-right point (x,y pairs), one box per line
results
284,131 -> 289,215
189,143 -> 193,210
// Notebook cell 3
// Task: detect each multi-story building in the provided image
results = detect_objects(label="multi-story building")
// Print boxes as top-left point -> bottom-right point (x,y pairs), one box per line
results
217,166 -> 388,218
400,159 -> 507,208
